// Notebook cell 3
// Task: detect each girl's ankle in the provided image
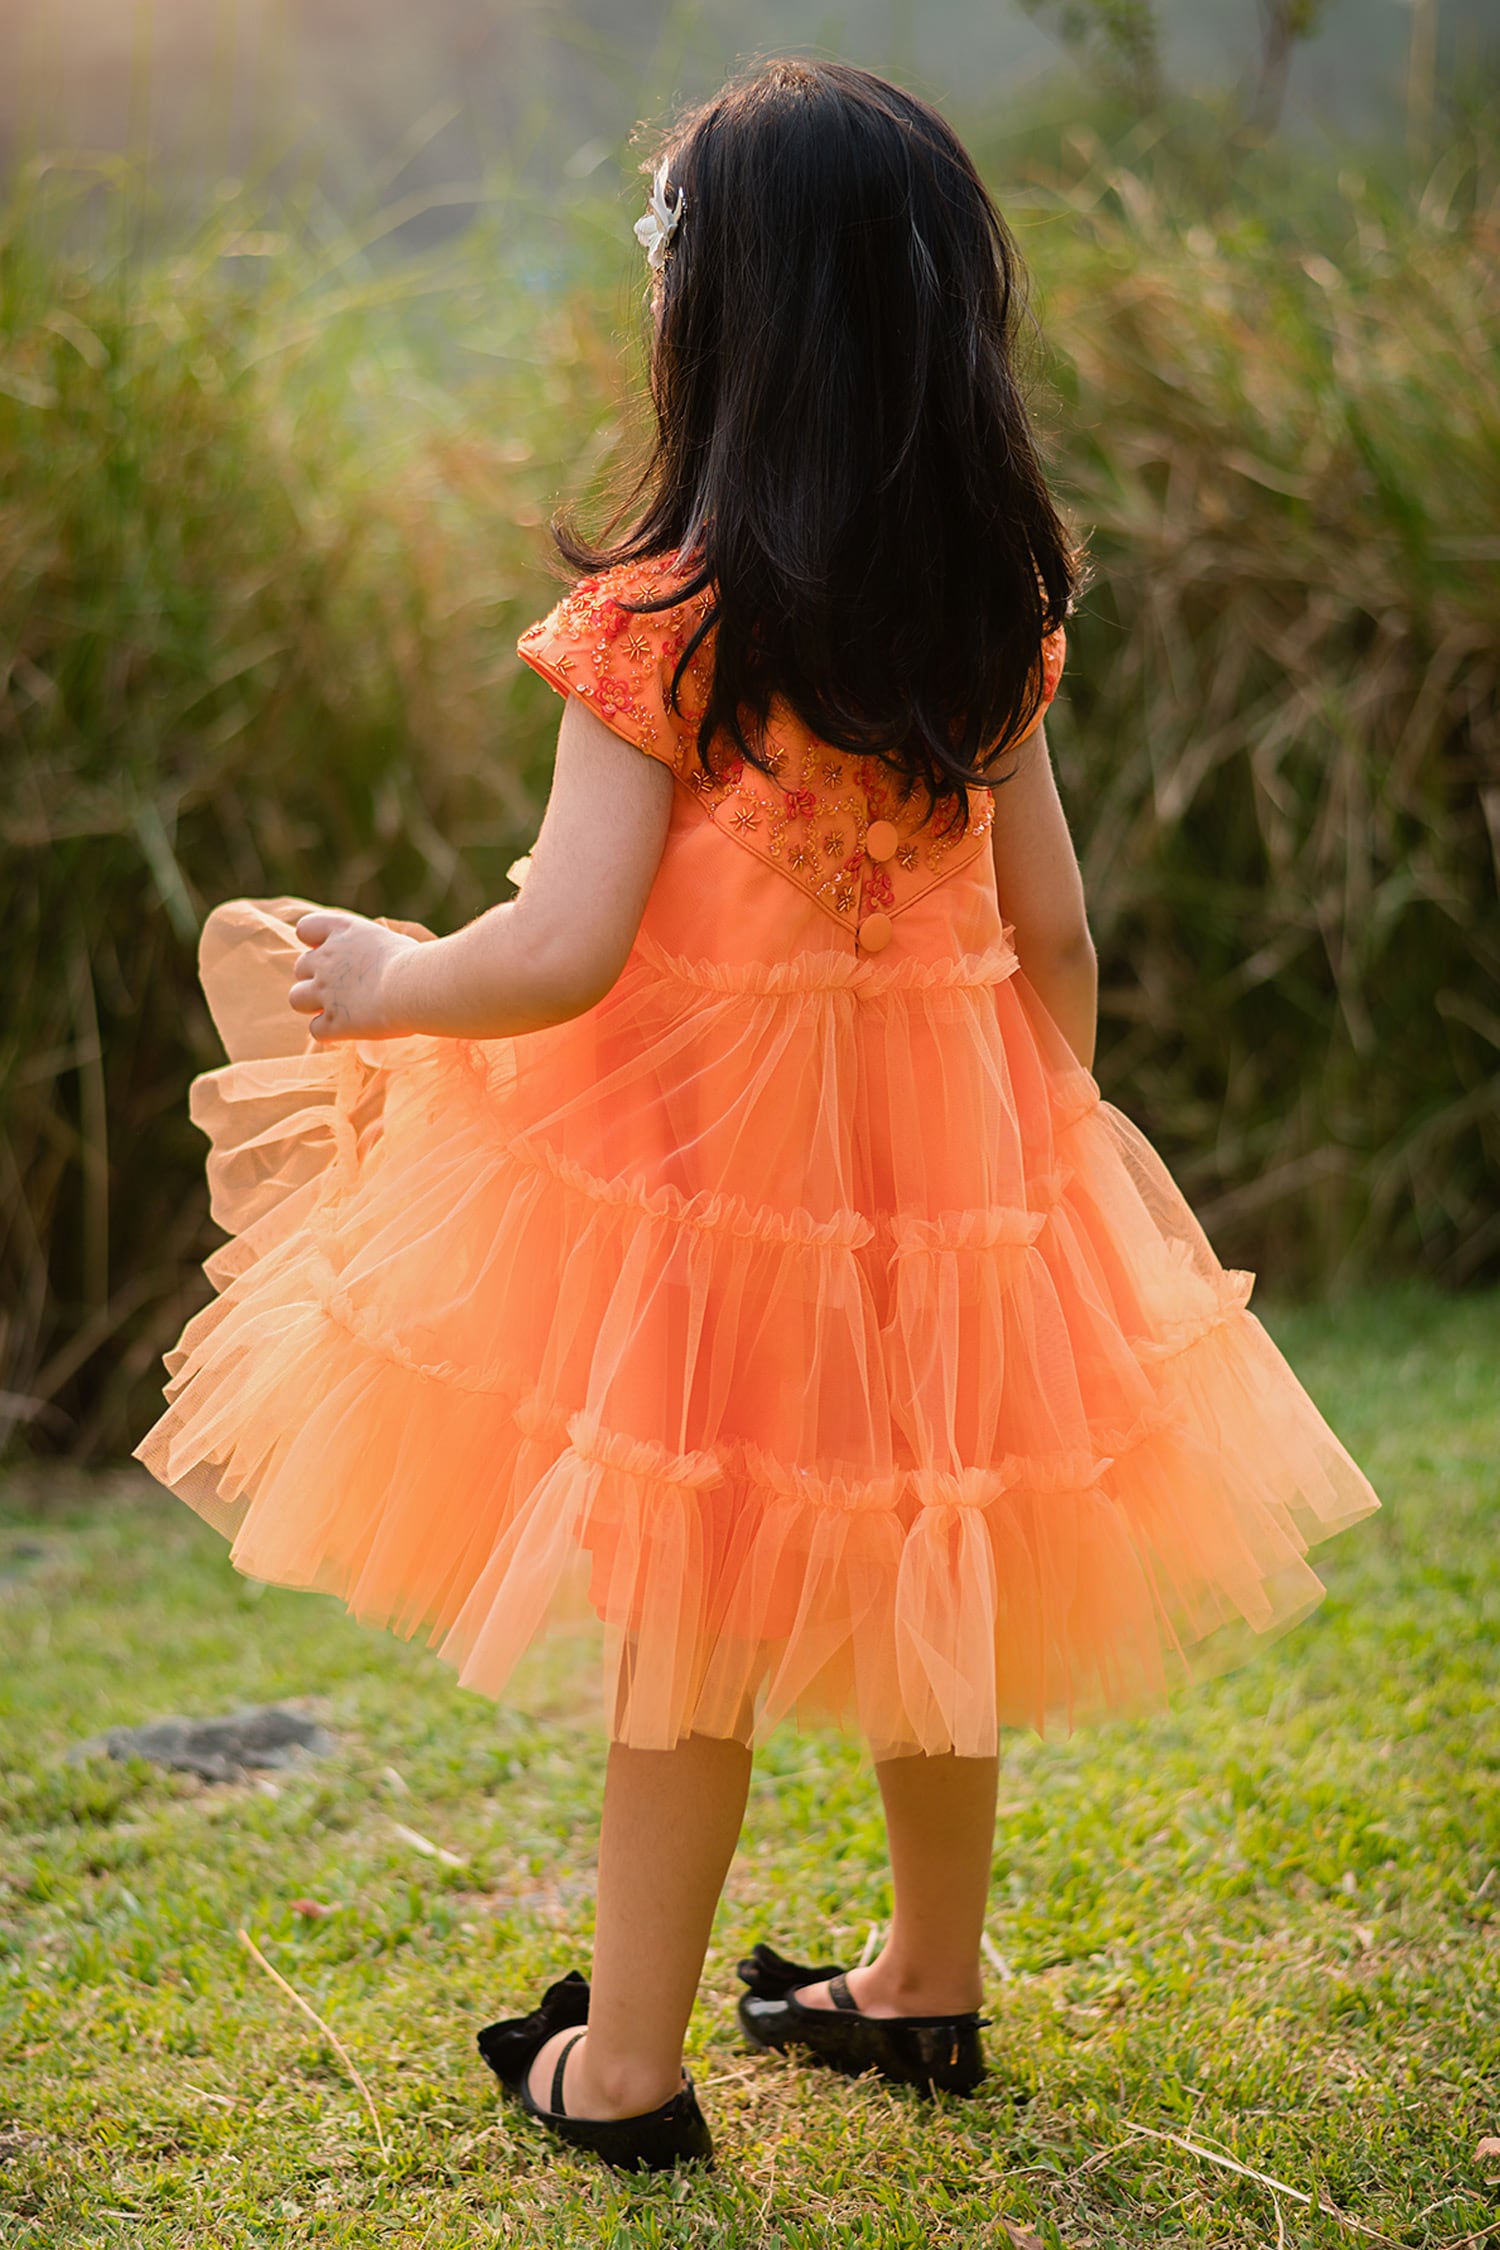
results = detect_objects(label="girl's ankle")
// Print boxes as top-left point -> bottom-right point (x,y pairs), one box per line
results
569,2036 -> 682,2120
851,1958 -> 983,2018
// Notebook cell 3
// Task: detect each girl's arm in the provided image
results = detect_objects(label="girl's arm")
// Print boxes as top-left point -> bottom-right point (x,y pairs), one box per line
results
988,717 -> 1098,1069
289,697 -> 675,1042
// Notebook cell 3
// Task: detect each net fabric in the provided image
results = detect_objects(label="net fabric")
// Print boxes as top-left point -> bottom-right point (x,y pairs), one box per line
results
136,875 -> 1379,1758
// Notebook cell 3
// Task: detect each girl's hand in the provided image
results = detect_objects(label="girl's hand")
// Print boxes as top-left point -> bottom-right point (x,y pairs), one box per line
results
289,910 -> 419,1042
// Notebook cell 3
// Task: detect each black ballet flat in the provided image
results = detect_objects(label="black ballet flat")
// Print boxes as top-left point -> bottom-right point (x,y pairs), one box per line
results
476,1969 -> 592,2088
517,2028 -> 714,2174
476,1971 -> 714,2175
736,1941 -> 989,2097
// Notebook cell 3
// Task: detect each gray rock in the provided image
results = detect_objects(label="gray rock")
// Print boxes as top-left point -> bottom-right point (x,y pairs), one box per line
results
73,1703 -> 333,1783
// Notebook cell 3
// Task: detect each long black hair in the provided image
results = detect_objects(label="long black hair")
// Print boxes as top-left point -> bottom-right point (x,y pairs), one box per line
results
556,58 -> 1081,837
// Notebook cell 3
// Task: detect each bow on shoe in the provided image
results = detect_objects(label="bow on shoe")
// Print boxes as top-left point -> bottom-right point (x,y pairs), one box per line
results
477,1969 -> 590,2088
735,1943 -> 846,2001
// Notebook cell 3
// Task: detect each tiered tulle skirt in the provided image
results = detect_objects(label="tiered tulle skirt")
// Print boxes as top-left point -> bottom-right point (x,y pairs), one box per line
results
135,898 -> 1380,1758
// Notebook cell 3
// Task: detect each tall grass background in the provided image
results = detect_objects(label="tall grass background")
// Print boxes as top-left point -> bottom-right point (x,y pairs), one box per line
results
3,101 -> 1498,1460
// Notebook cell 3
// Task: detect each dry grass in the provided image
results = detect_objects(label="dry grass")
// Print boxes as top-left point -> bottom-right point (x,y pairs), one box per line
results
1024,126 -> 1500,1288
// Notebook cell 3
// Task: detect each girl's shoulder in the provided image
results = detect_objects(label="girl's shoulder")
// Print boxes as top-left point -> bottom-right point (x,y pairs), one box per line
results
525,554 -> 710,654
517,555 -> 714,774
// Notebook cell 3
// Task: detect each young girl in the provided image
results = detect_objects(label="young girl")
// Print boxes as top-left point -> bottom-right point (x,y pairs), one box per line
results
137,59 -> 1380,2175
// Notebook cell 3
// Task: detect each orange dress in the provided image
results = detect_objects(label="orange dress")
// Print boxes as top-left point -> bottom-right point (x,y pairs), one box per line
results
135,558 -> 1380,1759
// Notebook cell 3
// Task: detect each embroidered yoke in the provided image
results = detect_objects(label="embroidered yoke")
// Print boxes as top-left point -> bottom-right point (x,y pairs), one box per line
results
517,563 -> 1067,950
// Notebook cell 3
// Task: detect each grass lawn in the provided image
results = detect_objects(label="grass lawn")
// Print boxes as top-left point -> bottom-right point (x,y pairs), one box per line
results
1,1285 -> 1497,2247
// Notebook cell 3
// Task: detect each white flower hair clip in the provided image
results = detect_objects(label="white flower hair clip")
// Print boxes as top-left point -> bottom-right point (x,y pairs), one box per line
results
634,161 -> 685,272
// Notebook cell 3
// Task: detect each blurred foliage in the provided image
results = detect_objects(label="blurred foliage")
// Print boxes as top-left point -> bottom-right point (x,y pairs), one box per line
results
1018,0 -> 1164,106
1024,122 -> 1500,1293
1,109 -> 1497,1459
1016,0 -> 1333,127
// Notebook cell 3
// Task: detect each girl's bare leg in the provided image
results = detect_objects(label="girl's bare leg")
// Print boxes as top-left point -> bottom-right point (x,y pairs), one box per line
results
796,1750 -> 999,2016
525,1733 -> 752,2119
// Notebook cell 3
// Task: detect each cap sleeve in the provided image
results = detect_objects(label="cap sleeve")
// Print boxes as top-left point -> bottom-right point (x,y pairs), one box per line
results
1038,623 -> 1066,716
983,624 -> 1068,766
516,564 -> 709,779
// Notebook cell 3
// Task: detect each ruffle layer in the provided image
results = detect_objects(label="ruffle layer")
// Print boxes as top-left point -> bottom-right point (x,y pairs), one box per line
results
135,898 -> 1380,1757
631,927 -> 1030,995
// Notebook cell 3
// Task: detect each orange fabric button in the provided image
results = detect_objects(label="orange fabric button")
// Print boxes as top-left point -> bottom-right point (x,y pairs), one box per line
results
864,819 -> 899,862
857,912 -> 893,952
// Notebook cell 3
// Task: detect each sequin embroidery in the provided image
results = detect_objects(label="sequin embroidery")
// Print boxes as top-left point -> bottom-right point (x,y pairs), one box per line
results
517,560 -> 1064,933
